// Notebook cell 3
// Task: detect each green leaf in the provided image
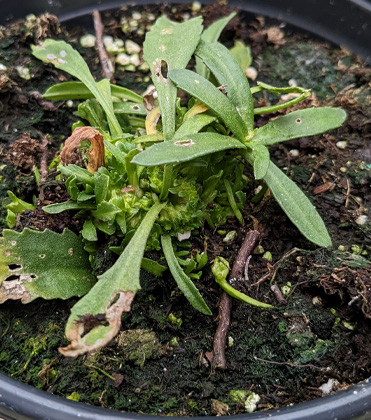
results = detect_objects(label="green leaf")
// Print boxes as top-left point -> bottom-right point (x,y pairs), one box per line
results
173,113 -> 216,139
263,162 -> 332,247
113,102 -> 146,115
252,107 -> 347,145
82,220 -> 98,241
43,201 -> 96,214
141,257 -> 168,276
196,40 -> 253,132
91,201 -> 121,222
195,12 -> 236,79
32,39 -> 122,137
224,179 -> 244,225
59,164 -> 95,186
230,40 -> 252,73
251,144 -> 270,179
60,200 -> 167,357
161,235 -> 211,315
0,229 -> 95,303
43,81 -> 142,103
169,69 -> 247,141
94,172 -> 110,203
5,191 -> 35,228
132,132 -> 246,166
143,16 -> 203,141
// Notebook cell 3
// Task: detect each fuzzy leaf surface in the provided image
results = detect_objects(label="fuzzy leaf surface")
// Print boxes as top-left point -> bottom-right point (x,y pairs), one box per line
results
195,12 -> 236,78
43,81 -> 142,103
161,235 -> 211,315
0,229 -> 95,303
143,16 -> 203,141
196,40 -> 253,132
264,162 -> 332,247
253,107 -> 347,145
132,132 -> 245,166
59,200 -> 166,357
169,69 -> 247,141
32,39 -> 122,137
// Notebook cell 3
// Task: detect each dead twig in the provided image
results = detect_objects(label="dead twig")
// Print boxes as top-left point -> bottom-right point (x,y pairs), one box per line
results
212,230 -> 260,370
253,356 -> 325,371
270,284 -> 287,305
251,247 -> 301,287
92,10 -> 115,82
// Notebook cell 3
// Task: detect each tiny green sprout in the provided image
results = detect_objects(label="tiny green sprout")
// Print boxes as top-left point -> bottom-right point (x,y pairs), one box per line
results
0,11 -> 347,356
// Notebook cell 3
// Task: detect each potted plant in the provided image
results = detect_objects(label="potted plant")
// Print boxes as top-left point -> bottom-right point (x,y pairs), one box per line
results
0,1 -> 370,419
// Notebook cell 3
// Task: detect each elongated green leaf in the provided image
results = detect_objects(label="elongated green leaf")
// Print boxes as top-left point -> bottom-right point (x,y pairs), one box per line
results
32,39 -> 122,137
113,102 -> 146,115
0,229 -> 95,303
264,162 -> 332,247
141,257 -> 168,276
43,81 -> 142,103
143,16 -> 203,141
253,107 -> 347,145
195,12 -> 236,78
43,201 -> 96,214
161,235 -> 211,315
230,40 -> 252,73
132,132 -> 246,166
196,40 -> 253,132
173,113 -> 216,139
251,144 -> 270,180
59,164 -> 95,186
60,200 -> 166,357
169,69 -> 247,141
224,179 -> 244,225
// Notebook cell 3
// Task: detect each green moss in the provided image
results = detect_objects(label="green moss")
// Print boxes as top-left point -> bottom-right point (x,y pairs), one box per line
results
116,329 -> 165,368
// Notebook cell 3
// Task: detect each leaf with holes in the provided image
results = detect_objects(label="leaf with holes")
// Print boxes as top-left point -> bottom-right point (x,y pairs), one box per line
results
168,69 -> 247,141
252,107 -> 347,145
32,39 -> 122,138
132,132 -> 246,166
195,40 -> 254,132
0,229 -> 95,303
59,200 -> 166,357
143,16 -> 203,141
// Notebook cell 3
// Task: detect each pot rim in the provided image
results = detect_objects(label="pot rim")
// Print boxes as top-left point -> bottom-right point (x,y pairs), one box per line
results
0,372 -> 370,420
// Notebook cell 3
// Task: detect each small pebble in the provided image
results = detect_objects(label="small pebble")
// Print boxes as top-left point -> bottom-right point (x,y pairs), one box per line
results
355,215 -> 368,225
125,40 -> 141,54
245,67 -> 258,80
80,34 -> 96,48
116,53 -> 131,66
289,149 -> 300,157
16,66 -> 31,80
192,1 -> 202,11
336,140 -> 347,149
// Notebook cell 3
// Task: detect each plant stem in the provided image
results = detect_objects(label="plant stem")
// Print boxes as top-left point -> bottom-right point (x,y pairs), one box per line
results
212,230 -> 261,370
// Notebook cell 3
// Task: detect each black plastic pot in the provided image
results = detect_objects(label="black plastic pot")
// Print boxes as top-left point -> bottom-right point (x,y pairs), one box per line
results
0,1 -> 371,419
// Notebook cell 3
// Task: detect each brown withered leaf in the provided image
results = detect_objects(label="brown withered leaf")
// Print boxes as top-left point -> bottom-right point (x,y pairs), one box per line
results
60,126 -> 105,173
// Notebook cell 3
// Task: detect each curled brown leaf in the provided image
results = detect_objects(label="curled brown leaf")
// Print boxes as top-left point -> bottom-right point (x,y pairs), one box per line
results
60,126 -> 105,173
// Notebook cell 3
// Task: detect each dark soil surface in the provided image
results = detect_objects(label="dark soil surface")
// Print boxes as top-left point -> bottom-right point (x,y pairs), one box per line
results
0,3 -> 370,416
